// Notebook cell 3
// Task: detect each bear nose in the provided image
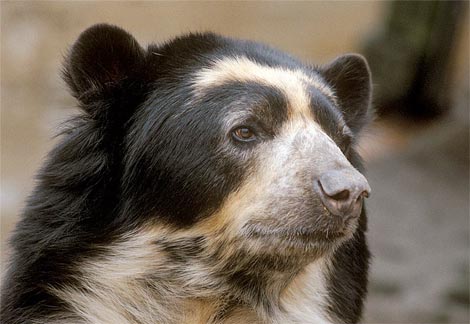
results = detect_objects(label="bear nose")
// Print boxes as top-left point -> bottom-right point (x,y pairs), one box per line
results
314,169 -> 371,218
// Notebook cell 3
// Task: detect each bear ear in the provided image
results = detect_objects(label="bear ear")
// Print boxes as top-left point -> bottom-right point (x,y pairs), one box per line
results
63,24 -> 146,108
320,54 -> 372,133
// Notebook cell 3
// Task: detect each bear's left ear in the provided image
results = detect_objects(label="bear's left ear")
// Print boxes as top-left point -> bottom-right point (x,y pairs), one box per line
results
320,54 -> 372,133
63,24 -> 146,110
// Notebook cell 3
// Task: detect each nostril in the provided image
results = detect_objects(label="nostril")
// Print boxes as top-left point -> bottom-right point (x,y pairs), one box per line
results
330,189 -> 350,201
316,180 -> 351,201
356,192 -> 366,204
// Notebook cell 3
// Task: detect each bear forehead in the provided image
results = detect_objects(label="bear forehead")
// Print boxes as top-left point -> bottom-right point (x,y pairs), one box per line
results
193,56 -> 334,99
191,56 -> 337,121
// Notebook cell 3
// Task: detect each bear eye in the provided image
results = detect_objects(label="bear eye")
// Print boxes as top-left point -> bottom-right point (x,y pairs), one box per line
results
232,127 -> 257,142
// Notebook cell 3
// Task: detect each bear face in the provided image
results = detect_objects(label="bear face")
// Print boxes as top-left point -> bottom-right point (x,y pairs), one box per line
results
61,22 -> 372,273
2,24 -> 372,324
66,25 -> 371,258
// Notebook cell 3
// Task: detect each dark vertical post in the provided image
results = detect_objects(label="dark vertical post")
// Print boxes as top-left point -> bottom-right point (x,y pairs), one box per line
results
363,1 -> 466,119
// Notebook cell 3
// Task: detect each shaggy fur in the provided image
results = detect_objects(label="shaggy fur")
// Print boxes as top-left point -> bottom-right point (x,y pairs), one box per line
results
1,24 -> 372,324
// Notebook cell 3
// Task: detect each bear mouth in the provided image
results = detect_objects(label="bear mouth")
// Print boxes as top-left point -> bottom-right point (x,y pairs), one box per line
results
248,228 -> 347,242
242,221 -> 355,246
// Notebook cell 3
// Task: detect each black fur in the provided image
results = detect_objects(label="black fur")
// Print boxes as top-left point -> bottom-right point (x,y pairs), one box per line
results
1,24 -> 372,323
320,54 -> 372,134
122,80 -> 290,227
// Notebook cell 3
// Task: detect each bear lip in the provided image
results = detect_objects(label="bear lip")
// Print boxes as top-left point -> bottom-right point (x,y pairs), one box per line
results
242,224 -> 351,244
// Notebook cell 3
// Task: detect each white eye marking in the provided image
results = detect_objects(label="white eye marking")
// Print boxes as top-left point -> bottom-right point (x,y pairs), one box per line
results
192,56 -> 336,119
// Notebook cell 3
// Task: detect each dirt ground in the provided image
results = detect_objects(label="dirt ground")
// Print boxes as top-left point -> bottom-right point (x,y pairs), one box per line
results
1,2 -> 468,323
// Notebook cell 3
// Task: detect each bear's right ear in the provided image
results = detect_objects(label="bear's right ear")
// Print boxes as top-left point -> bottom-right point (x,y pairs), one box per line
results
63,24 -> 146,110
319,54 -> 372,134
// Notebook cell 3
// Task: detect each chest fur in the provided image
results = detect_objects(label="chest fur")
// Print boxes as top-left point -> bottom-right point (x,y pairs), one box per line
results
52,259 -> 333,324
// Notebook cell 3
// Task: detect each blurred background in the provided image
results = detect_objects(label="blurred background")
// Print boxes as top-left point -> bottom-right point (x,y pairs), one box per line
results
1,1 -> 468,323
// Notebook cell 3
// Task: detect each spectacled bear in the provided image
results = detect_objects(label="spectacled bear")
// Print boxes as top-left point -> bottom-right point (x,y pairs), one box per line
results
1,24 -> 372,324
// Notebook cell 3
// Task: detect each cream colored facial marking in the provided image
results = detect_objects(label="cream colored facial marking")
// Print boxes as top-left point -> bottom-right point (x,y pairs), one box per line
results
192,118 -> 349,240
193,56 -> 335,118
